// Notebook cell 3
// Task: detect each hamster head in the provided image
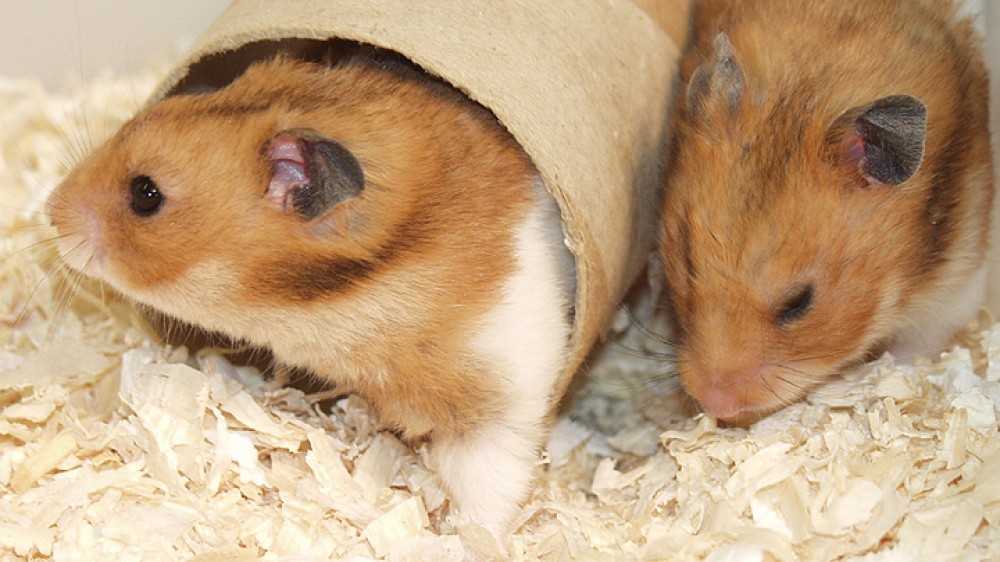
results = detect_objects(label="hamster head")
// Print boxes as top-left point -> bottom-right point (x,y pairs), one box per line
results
46,53 -> 535,344
660,33 -> 934,422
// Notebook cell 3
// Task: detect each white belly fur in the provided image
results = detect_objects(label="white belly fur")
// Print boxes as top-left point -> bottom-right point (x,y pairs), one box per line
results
430,179 -> 574,534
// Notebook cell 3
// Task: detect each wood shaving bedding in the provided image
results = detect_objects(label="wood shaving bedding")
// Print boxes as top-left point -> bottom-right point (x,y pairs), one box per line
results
1,64 -> 999,562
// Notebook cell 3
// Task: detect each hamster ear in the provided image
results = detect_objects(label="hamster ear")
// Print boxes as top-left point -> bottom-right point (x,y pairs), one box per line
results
266,130 -> 365,221
686,32 -> 745,117
828,95 -> 927,187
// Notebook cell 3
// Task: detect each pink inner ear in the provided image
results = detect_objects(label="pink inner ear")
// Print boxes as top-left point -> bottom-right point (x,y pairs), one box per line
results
267,137 -> 310,212
840,128 -> 883,187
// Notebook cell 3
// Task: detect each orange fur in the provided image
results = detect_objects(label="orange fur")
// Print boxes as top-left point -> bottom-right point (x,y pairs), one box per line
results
47,49 -> 571,533
660,0 -> 993,421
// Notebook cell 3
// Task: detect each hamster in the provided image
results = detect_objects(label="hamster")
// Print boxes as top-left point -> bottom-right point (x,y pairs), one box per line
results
658,0 -> 993,422
46,47 -> 574,536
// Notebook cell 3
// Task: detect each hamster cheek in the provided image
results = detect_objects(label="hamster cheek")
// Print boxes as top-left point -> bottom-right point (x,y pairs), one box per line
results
110,258 -> 242,334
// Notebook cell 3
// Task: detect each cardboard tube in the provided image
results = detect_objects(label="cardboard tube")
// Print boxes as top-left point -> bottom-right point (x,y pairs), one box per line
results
151,0 -> 687,396
633,0 -> 693,45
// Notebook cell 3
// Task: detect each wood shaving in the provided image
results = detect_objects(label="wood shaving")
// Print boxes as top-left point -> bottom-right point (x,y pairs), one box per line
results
1,61 -> 999,561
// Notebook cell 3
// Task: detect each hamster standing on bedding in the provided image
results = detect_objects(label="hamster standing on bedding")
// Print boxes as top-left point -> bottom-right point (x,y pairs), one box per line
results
46,47 -> 574,536
659,0 -> 993,422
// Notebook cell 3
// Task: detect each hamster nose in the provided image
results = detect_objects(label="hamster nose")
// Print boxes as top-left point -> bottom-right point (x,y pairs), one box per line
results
683,359 -> 768,421
698,382 -> 749,420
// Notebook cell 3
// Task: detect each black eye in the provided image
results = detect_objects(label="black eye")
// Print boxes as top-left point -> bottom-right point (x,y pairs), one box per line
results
776,283 -> 815,325
130,175 -> 163,217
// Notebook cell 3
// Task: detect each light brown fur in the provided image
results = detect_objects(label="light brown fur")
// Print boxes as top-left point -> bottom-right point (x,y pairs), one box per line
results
48,49 -> 571,534
660,0 -> 993,421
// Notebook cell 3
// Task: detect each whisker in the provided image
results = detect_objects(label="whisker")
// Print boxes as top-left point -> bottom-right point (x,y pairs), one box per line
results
0,119 -> 72,211
790,349 -> 850,364
606,339 -> 674,361
31,80 -> 88,169
772,363 -> 813,380
74,8 -> 103,159
771,372 -> 804,396
47,242 -> 101,304
3,223 -> 60,238
0,234 -> 62,271
11,247 -> 74,329
64,91 -> 92,167
42,266 -> 84,340
618,304 -> 681,349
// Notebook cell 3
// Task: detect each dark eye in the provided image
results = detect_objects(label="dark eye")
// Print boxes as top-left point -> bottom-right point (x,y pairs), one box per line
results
776,283 -> 815,325
130,175 -> 163,217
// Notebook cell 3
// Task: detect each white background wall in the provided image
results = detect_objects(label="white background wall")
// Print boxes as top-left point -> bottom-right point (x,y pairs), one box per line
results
0,0 -> 229,85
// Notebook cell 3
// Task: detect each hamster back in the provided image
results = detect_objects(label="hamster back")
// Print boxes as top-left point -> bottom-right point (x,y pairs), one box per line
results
659,0 -> 993,422
47,48 -> 574,535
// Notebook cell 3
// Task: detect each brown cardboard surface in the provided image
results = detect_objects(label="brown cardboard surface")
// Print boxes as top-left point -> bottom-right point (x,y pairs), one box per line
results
150,0 -> 687,396
633,0 -> 693,44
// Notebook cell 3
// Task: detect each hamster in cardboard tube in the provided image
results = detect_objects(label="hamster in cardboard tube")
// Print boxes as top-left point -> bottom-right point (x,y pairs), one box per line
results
46,46 -> 575,535
659,0 -> 993,422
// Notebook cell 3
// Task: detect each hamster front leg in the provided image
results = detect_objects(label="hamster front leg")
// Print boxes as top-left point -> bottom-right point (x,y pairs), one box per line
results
434,186 -> 572,534
430,418 -> 543,535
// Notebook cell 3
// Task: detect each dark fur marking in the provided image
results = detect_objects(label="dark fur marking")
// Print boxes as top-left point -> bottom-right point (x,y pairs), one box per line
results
914,31 -> 976,276
263,218 -> 424,302
340,46 -> 503,131
193,101 -> 276,118
736,89 -> 812,219
678,211 -> 697,281
916,9 -> 982,276
917,130 -> 966,275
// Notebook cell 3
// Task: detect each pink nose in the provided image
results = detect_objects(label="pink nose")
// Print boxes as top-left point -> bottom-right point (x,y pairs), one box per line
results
698,384 -> 747,419
683,362 -> 767,421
